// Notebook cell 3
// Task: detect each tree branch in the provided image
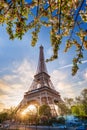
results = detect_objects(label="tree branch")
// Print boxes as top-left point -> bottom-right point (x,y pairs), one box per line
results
58,0 -> 62,34
69,0 -> 84,40
36,0 -> 39,17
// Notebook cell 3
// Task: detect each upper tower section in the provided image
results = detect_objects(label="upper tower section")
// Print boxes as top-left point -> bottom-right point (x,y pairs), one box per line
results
28,45 -> 55,91
36,45 -> 48,74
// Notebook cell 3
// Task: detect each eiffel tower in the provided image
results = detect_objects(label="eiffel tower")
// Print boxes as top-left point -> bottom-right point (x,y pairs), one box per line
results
17,45 -> 62,116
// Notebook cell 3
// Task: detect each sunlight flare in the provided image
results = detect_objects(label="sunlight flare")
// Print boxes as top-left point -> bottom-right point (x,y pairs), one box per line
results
21,105 -> 37,116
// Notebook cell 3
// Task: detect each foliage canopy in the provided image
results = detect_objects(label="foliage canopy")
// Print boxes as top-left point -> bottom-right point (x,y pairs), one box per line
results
0,0 -> 87,75
71,89 -> 87,117
39,104 -> 51,117
55,89 -> 87,117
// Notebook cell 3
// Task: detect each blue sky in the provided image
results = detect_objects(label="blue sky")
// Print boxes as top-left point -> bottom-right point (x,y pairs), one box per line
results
0,21 -> 87,111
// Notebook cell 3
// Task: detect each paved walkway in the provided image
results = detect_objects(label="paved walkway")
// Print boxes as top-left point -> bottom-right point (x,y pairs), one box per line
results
8,124 -> 76,130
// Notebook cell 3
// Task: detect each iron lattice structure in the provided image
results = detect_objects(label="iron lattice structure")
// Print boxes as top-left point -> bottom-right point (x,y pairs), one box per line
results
29,45 -> 55,91
17,45 -> 62,116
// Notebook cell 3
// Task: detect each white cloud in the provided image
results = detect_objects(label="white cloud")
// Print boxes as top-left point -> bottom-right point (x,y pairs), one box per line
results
0,80 -> 24,108
58,64 -> 72,69
0,59 -> 36,109
84,70 -> 87,80
3,75 -> 17,82
50,70 -> 74,97
51,70 -> 67,83
0,58 -> 87,109
58,60 -> 87,70
56,82 -> 76,98
50,69 -> 87,98
12,59 -> 36,89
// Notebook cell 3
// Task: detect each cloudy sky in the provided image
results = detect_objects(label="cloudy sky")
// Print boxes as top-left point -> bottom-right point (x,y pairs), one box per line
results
0,22 -> 87,111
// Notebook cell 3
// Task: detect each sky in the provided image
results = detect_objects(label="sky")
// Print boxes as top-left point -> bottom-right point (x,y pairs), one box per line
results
0,2 -> 87,111
0,25 -> 87,111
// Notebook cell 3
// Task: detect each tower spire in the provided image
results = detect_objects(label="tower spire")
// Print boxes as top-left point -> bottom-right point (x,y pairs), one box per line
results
36,45 -> 48,74
28,45 -> 55,91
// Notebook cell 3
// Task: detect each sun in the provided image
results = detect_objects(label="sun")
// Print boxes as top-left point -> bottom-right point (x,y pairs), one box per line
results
28,105 -> 36,111
21,105 -> 37,116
